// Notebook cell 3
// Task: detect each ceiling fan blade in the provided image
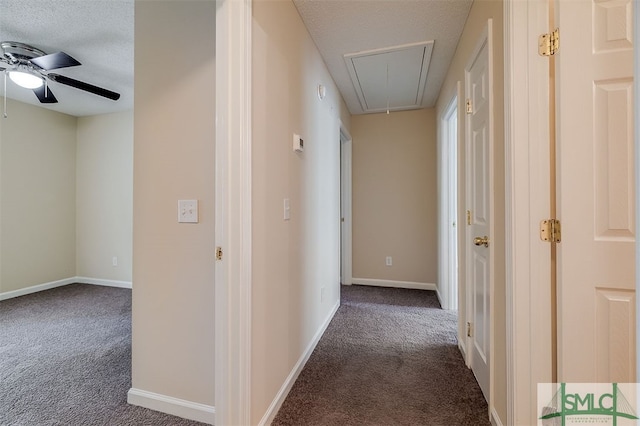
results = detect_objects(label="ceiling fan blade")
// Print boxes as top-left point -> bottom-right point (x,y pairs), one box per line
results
30,52 -> 81,71
47,73 -> 120,101
33,85 -> 58,103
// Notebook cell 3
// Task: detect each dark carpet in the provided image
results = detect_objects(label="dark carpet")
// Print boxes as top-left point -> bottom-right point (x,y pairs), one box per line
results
0,283 -> 205,426
272,285 -> 490,426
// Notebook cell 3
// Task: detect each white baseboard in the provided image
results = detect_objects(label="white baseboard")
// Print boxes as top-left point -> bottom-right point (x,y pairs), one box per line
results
458,340 -> 467,365
352,278 -> 437,291
258,299 -> 341,426
0,277 -> 132,301
490,406 -> 504,426
127,388 -> 215,425
435,288 -> 444,308
76,277 -> 132,289
0,277 -> 76,301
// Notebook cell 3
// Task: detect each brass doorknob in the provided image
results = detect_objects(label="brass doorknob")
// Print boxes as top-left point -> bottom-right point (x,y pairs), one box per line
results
473,236 -> 489,247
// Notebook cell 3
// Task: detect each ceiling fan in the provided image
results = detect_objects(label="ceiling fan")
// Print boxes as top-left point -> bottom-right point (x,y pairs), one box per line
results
0,41 -> 120,104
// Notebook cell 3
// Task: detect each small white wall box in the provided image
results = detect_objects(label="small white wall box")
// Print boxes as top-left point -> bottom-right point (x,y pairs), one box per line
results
293,133 -> 304,152
178,199 -> 198,223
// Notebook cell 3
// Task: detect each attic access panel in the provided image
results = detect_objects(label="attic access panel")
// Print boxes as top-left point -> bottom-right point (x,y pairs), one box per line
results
344,41 -> 434,114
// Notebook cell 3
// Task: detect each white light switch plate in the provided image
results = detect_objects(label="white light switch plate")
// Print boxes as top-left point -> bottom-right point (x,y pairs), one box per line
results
283,198 -> 291,220
178,200 -> 198,223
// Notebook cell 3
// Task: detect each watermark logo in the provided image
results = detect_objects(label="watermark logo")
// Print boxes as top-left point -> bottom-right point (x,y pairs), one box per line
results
538,383 -> 639,425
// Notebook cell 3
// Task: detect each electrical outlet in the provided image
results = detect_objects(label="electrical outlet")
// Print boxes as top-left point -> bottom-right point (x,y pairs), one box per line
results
386,256 -> 392,266
178,200 -> 198,223
320,287 -> 325,302
112,256 -> 118,267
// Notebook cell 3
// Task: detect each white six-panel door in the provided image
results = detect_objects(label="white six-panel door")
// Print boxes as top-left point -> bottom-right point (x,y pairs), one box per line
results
465,24 -> 492,401
556,0 -> 635,382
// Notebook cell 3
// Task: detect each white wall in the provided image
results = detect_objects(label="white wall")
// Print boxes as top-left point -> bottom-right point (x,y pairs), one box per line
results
251,0 -> 351,423
76,111 -> 133,283
131,0 -> 216,421
0,100 -> 77,293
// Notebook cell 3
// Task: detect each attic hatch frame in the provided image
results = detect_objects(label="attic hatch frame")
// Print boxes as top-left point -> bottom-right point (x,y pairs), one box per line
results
343,40 -> 434,114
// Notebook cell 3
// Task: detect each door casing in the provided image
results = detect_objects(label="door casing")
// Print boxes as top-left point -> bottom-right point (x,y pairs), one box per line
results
340,124 -> 353,286
215,0 -> 253,424
438,88 -> 460,313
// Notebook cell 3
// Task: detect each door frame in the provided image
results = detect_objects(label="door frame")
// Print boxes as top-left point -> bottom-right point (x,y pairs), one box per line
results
635,0 -> 640,386
506,0 -> 640,421
340,123 -> 353,286
504,0 -> 555,424
215,0 -> 252,424
438,88 -> 460,312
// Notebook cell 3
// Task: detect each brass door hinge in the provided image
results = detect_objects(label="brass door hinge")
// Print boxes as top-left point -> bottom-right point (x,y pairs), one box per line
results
465,98 -> 473,114
540,219 -> 561,243
539,28 -> 559,56
467,322 -> 473,337
216,246 -> 223,260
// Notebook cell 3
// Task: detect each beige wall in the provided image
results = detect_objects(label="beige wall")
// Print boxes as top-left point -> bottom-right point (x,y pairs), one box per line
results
436,0 -> 506,422
351,109 -> 438,285
76,111 -> 133,282
252,0 -> 350,422
0,99 -> 133,297
0,100 -> 77,293
132,0 -> 215,407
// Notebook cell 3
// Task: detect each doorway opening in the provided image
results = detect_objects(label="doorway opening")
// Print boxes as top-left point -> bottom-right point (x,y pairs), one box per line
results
340,125 -> 353,286
440,94 -> 459,312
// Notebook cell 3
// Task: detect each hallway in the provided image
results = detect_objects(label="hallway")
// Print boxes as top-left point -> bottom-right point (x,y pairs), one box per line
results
272,285 -> 489,425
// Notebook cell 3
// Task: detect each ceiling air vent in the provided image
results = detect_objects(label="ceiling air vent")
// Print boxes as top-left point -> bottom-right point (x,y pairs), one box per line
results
344,41 -> 434,114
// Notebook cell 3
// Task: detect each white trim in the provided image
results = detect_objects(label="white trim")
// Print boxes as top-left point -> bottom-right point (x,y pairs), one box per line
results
76,277 -> 132,289
0,277 -> 133,301
503,1 -> 516,423
504,0 -> 552,424
340,123 -> 353,286
458,341 -> 468,367
0,277 -> 76,301
634,0 -> 640,385
438,89 -> 460,311
490,406 -> 504,426
351,278 -> 437,292
127,388 -> 215,425
435,287 -> 445,309
257,299 -> 340,426
487,18 -> 495,419
215,0 -> 252,424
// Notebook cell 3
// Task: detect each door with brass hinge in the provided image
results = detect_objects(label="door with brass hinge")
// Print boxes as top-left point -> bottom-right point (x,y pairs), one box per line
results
555,0 -> 635,383
465,22 -> 492,402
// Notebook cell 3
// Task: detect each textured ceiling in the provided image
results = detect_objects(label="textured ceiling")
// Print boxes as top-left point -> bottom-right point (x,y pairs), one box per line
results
293,0 -> 473,115
0,0 -> 471,118
0,0 -> 133,117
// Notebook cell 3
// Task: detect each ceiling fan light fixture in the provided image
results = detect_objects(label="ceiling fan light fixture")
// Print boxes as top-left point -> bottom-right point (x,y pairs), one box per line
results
8,70 -> 43,89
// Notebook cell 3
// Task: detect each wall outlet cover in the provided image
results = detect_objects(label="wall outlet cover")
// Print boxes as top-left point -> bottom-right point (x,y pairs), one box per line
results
178,200 -> 198,223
